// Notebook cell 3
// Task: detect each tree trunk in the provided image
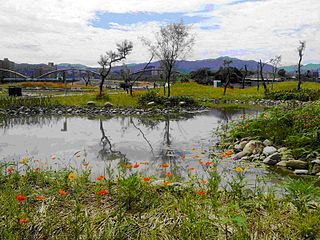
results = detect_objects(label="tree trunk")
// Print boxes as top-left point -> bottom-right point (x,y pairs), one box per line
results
297,57 -> 302,91
259,60 -> 268,94
99,76 -> 105,96
129,84 -> 133,96
223,68 -> 230,96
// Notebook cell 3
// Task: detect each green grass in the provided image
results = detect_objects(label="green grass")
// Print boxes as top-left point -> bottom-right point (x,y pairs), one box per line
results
1,161 -> 320,239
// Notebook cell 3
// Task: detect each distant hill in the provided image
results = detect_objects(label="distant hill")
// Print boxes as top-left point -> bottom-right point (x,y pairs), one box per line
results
282,64 -> 320,73
57,63 -> 88,70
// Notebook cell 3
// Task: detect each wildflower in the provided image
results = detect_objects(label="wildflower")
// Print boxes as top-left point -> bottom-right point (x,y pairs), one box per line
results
34,167 -> 40,171
140,161 -> 149,165
143,177 -> 151,182
163,181 -> 170,186
161,163 -> 169,168
200,179 -> 207,185
223,151 -> 234,157
165,172 -> 172,177
191,148 -> 196,151
210,166 -> 217,171
19,218 -> 29,224
34,159 -> 41,163
133,163 -> 140,169
198,161 -> 203,165
7,168 -> 14,174
193,155 -> 200,159
245,123 -> 249,128
35,196 -> 45,201
51,155 -> 56,160
197,191 -> 206,195
181,154 -> 186,159
189,167 -> 195,171
205,161 -> 213,166
58,189 -> 67,196
16,194 -> 26,202
97,175 -> 104,181
126,164 -> 132,169
20,156 -> 30,165
235,166 -> 244,173
97,189 -> 107,196
68,171 -> 76,181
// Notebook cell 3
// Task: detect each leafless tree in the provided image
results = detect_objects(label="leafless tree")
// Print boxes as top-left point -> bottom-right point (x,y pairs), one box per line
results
223,59 -> 233,95
259,59 -> 269,94
297,41 -> 306,91
98,40 -> 133,96
82,71 -> 93,86
270,55 -> 281,90
241,64 -> 248,89
142,22 -> 195,97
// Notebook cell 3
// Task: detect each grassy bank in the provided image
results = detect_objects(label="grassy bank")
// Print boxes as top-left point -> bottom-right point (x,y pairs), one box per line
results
1,162 -> 320,239
227,101 -> 320,159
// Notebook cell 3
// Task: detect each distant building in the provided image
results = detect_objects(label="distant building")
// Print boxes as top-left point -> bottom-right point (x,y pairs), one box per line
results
144,66 -> 158,76
35,62 -> 57,79
0,58 -> 15,79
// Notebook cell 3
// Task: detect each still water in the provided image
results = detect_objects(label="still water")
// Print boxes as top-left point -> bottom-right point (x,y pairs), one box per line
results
0,109 -> 286,187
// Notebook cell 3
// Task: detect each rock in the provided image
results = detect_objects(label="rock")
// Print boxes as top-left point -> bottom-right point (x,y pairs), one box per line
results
87,101 -> 96,107
147,101 -> 155,106
243,140 -> 264,155
286,160 -> 308,170
240,156 -> 250,161
235,141 -> 248,151
311,159 -> 320,165
263,153 -> 281,165
263,139 -> 271,146
234,151 -> 247,160
276,161 -> 289,167
278,147 -> 288,153
294,169 -> 309,175
179,101 -> 186,106
312,164 -> 320,175
262,146 -> 277,156
104,102 -> 114,108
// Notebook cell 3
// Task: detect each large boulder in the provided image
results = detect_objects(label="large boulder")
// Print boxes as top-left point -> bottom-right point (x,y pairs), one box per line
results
243,140 -> 264,155
263,153 -> 281,165
262,146 -> 277,156
286,160 -> 308,170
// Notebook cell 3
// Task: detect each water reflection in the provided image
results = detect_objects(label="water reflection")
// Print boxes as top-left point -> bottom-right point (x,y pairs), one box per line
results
0,109 -> 274,186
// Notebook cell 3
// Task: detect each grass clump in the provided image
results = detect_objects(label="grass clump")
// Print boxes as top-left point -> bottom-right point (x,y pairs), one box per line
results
1,161 -> 320,239
228,101 -> 320,159
0,96 -> 57,108
266,89 -> 320,102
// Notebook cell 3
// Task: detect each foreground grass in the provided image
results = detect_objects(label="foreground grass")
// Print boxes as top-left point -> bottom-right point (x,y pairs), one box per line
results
1,162 -> 320,239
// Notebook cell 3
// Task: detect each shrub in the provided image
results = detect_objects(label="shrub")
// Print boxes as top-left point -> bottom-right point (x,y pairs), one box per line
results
266,89 -> 320,102
138,90 -> 196,107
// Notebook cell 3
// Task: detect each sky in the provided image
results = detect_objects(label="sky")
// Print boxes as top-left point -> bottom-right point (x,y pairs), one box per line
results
0,0 -> 319,67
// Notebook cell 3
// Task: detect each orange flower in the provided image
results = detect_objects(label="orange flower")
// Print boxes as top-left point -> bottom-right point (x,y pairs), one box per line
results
143,177 -> 151,182
163,181 -> 170,186
97,189 -> 107,196
197,191 -> 206,195
19,218 -> 29,224
133,163 -> 140,169
16,194 -> 26,203
223,151 -> 234,157
165,172 -> 172,177
189,167 -> 195,171
200,179 -> 207,185
97,175 -> 104,181
126,164 -> 132,169
198,161 -> 203,165
58,189 -> 67,196
34,167 -> 41,171
35,196 -> 45,201
7,168 -> 14,174
245,123 -> 249,128
205,161 -> 213,166
161,163 -> 169,168
193,155 -> 200,159
181,154 -> 186,159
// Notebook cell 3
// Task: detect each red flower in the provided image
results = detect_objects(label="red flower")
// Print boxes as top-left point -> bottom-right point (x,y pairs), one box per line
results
35,196 -> 45,201
58,189 -> 67,196
7,168 -> 14,174
97,189 -> 107,196
143,177 -> 151,182
205,161 -> 213,166
163,181 -> 170,186
197,191 -> 206,195
161,163 -> 169,168
16,194 -> 26,202
19,218 -> 29,224
133,163 -> 140,169
97,175 -> 104,181
165,172 -> 172,177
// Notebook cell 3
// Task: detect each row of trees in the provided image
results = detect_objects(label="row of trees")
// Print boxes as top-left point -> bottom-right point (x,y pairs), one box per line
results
97,21 -> 307,97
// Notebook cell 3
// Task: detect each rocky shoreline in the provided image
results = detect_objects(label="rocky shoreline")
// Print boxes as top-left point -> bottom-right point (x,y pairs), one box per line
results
221,138 -> 320,176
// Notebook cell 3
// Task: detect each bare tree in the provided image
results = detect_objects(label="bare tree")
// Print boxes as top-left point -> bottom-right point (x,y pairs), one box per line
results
82,71 -> 93,86
259,59 -> 269,94
270,55 -> 281,90
297,41 -> 306,91
142,22 -> 195,97
98,40 -> 133,96
223,59 -> 233,95
241,64 -> 248,89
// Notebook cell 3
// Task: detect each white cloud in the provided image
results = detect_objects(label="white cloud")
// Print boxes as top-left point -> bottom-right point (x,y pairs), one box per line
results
0,0 -> 319,66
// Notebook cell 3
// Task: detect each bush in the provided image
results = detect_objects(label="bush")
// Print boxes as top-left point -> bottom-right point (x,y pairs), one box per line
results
138,90 -> 196,107
266,89 -> 320,102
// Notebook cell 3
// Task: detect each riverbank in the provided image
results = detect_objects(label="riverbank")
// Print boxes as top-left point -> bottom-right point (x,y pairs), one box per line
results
218,100 -> 320,176
1,163 -> 320,239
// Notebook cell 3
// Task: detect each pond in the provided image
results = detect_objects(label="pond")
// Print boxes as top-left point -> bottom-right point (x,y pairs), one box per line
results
0,109 -> 289,188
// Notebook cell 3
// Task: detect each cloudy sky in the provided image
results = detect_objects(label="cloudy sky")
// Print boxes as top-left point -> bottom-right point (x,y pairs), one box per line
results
1,0 -> 319,66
